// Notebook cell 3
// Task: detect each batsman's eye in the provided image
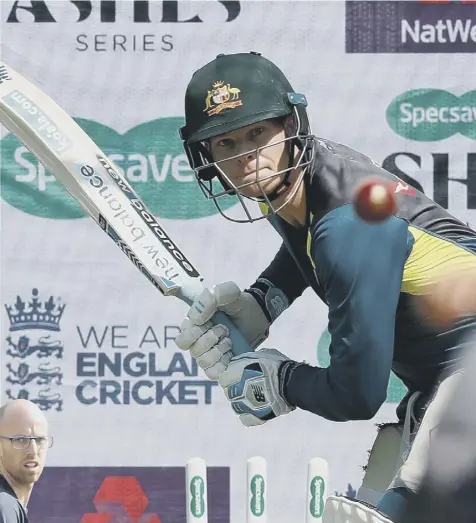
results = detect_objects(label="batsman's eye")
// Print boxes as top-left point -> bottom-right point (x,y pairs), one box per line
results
250,127 -> 264,138
14,437 -> 29,447
36,437 -> 47,446
216,138 -> 233,148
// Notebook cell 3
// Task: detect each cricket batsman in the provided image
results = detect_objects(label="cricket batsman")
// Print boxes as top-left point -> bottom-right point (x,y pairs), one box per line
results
174,52 -> 476,522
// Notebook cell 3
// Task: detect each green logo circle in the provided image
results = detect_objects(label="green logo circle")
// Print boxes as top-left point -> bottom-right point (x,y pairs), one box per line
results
386,89 -> 476,142
317,328 -> 407,404
0,117 -> 237,220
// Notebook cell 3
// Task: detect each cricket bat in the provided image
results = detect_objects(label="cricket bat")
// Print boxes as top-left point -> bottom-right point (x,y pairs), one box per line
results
0,61 -> 252,356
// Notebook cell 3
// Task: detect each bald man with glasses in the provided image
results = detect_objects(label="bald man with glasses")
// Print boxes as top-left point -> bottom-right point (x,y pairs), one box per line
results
0,399 -> 53,523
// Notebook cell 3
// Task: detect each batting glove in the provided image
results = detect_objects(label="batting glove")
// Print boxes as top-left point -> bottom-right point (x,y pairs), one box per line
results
218,348 -> 298,427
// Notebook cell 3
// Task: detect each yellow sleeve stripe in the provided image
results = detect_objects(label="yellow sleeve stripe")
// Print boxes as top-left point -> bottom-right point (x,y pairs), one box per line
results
259,202 -> 270,216
307,212 -> 316,269
307,231 -> 316,269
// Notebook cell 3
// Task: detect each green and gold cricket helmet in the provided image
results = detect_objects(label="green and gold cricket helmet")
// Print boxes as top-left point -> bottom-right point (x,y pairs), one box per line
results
180,52 -> 309,145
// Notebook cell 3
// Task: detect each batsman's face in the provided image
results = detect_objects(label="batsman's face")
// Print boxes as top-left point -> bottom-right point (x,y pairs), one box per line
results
0,411 -> 49,486
209,119 -> 290,198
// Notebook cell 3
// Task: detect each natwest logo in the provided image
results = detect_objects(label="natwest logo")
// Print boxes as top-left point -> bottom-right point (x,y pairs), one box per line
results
402,17 -> 476,46
5,1 -> 241,52
346,0 -> 476,53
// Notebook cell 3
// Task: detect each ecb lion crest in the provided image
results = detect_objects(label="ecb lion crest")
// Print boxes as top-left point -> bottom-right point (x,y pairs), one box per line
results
204,81 -> 242,116
3,288 -> 66,411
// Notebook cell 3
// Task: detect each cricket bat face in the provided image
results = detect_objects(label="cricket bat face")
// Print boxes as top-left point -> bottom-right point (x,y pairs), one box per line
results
0,61 -> 252,356
0,61 -> 203,303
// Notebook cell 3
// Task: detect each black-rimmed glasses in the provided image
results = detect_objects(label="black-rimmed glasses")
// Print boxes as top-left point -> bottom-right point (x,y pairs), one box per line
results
0,436 -> 53,450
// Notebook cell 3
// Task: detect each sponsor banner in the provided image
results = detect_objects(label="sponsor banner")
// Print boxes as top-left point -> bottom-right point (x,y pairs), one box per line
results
27,466 -> 230,523
346,0 -> 476,53
381,87 -> 476,227
0,117 -> 234,220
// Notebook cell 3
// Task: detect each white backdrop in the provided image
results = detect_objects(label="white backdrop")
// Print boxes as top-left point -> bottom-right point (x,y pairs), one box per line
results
1,1 -> 475,522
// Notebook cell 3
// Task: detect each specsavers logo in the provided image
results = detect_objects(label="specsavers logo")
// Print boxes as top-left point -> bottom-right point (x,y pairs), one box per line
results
0,117 -> 236,220
386,89 -> 476,141
317,328 -> 407,404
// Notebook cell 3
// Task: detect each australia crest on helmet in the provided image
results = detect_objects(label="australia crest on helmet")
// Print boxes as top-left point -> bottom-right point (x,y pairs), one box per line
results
204,81 -> 242,116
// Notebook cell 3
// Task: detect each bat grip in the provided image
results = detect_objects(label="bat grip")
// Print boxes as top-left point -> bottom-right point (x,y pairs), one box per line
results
213,311 -> 254,356
176,283 -> 253,356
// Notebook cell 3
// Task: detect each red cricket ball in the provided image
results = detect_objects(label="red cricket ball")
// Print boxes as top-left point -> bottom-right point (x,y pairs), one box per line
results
353,178 -> 397,223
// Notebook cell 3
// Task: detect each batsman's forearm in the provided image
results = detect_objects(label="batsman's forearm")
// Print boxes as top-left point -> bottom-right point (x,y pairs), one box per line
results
281,361 -> 387,422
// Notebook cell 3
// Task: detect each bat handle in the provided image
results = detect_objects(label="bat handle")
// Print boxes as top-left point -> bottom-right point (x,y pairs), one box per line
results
213,311 -> 254,356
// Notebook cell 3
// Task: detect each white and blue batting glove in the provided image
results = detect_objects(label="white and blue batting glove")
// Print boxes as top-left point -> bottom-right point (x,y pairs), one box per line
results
218,348 -> 297,427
